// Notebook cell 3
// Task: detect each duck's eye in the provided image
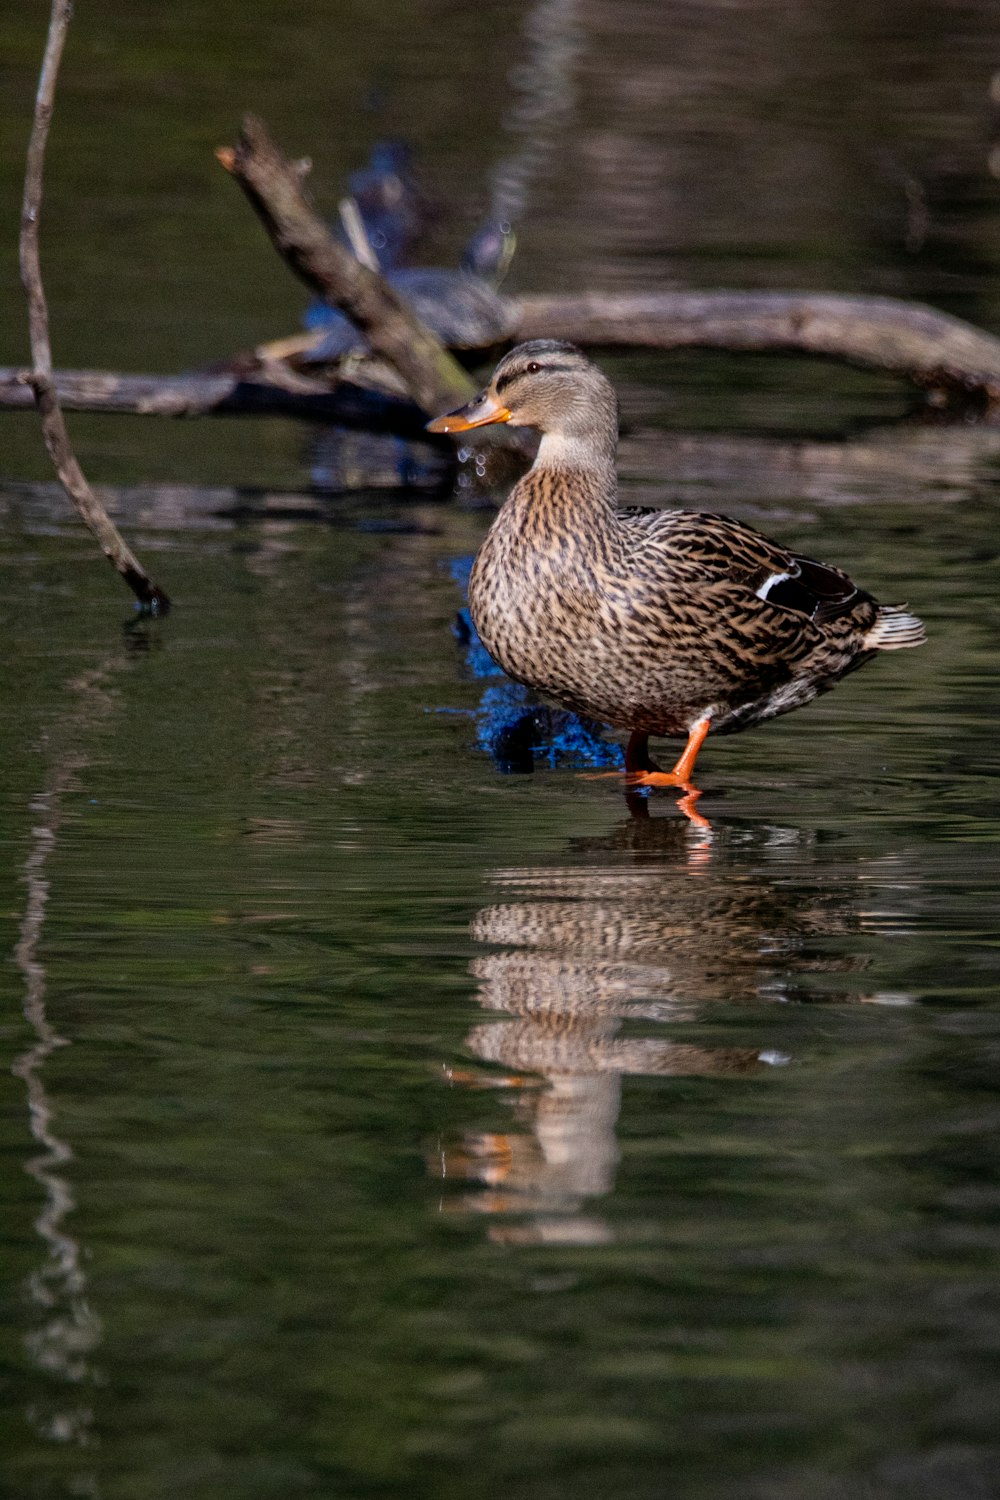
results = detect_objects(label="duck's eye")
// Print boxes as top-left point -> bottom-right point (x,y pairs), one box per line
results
526,361 -> 541,375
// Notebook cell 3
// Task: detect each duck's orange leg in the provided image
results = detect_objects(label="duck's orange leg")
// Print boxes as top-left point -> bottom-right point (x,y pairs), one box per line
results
626,716 -> 711,786
583,720 -> 712,828
626,717 -> 712,829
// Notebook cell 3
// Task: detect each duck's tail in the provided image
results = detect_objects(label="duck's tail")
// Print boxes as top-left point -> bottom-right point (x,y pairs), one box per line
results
864,605 -> 926,651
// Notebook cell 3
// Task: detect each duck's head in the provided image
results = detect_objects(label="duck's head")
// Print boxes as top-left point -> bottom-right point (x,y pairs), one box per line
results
426,341 -> 619,458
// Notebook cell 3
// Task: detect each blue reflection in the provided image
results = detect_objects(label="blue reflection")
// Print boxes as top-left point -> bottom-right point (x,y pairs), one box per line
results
449,557 -> 624,774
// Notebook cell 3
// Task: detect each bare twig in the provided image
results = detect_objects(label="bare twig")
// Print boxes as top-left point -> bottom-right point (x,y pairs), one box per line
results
512,290 -> 1000,404
215,115 -> 477,414
18,0 -> 169,612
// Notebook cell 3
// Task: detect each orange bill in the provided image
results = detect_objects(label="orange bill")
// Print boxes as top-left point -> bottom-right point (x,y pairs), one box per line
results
426,391 -> 512,433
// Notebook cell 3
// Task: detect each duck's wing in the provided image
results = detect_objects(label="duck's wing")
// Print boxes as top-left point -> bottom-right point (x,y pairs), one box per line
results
626,508 -> 872,624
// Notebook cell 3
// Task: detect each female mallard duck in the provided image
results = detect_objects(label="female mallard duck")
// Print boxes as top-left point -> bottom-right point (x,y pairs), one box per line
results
428,341 -> 925,794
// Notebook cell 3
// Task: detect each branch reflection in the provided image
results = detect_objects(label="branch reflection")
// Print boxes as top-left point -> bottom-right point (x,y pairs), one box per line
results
10,659 -> 124,1462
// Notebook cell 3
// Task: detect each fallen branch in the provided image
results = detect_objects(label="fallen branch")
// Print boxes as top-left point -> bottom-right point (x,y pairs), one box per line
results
18,0 -> 169,612
7,291 -> 1000,437
512,290 -> 1000,404
215,115 -> 476,414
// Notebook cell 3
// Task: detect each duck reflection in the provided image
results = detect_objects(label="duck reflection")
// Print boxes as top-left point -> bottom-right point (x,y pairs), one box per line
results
435,812 -> 880,1244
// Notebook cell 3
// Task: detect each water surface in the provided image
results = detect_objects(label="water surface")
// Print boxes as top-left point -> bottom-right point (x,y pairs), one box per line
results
2,4 -> 1000,1498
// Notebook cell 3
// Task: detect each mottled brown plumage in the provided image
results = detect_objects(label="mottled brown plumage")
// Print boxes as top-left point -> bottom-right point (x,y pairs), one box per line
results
428,340 -> 925,785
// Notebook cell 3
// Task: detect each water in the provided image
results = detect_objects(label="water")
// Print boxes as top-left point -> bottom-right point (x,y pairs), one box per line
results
3,4 -> 1000,1498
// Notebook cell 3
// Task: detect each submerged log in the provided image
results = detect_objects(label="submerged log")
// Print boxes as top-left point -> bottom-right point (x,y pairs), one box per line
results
0,366 -> 432,436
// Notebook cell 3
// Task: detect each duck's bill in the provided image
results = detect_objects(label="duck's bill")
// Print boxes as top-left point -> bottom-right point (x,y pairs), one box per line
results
426,393 -> 512,433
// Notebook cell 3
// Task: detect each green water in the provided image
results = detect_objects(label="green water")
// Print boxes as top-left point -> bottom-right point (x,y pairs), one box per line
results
3,4 -> 1000,1498
2,455 -> 999,1498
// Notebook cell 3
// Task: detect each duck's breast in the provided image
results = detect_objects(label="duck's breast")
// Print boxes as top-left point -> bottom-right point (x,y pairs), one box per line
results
469,516 -> 607,690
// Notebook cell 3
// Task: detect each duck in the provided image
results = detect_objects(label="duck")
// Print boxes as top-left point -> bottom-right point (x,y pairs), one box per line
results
427,340 -> 925,803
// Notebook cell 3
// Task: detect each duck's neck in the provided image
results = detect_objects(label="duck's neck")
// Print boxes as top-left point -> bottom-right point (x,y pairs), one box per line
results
528,430 -> 618,514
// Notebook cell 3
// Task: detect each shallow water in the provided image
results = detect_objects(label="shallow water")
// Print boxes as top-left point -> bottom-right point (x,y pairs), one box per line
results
3,4 -> 1000,1498
2,438 -> 999,1498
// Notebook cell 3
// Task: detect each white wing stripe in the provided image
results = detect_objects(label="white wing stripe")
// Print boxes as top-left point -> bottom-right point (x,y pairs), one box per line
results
755,570 -> 793,601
